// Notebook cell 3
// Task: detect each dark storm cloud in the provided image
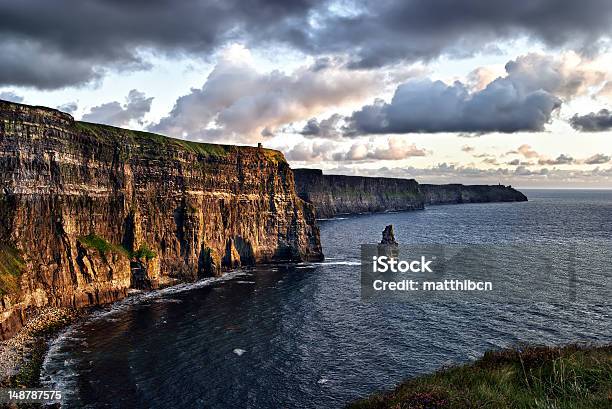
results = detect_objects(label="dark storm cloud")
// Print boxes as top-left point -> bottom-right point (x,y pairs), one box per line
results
0,0 -> 318,88
344,77 -> 557,135
2,1 -> 612,88
0,39 -> 106,89
82,89 -> 153,127
570,109 -> 612,132
306,0 -> 612,68
339,53 -> 609,135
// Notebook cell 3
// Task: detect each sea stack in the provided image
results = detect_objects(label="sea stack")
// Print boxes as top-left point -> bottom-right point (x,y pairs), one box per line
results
378,225 -> 399,258
380,225 -> 398,245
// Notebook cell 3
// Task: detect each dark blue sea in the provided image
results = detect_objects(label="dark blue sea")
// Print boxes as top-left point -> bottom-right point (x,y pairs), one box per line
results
41,190 -> 612,408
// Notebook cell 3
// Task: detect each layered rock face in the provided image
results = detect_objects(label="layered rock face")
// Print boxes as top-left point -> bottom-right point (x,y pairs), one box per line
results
0,100 -> 322,339
420,184 -> 527,205
293,169 -> 424,218
293,169 -> 527,218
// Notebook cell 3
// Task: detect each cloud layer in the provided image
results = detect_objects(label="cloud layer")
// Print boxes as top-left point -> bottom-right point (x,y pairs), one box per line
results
3,1 -> 612,88
0,0 -> 314,88
324,162 -> 612,187
151,56 -> 379,142
342,53 -> 607,135
82,90 -> 153,127
504,144 -> 610,166
284,136 -> 427,163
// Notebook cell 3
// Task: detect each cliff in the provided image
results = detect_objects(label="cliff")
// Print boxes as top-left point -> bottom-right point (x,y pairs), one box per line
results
0,100 -> 322,340
293,169 -> 527,218
292,169 -> 424,218
420,184 -> 528,205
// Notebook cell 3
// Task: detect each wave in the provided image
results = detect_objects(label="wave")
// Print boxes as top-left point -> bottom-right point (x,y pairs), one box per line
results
311,260 -> 361,266
40,269 -> 251,398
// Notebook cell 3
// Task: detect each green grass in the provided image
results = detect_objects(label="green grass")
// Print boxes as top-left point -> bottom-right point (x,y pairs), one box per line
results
73,121 -> 287,163
132,243 -> 156,261
78,234 -> 156,261
260,148 -> 287,164
348,344 -> 612,409
76,121 -> 231,156
0,244 -> 25,296
77,234 -> 129,257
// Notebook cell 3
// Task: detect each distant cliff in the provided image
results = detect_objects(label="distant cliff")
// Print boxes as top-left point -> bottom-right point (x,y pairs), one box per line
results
293,169 -> 424,218
293,169 -> 527,218
0,100 -> 322,339
420,184 -> 528,205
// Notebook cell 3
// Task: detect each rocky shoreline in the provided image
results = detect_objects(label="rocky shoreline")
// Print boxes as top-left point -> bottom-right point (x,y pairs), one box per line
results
0,307 -> 80,389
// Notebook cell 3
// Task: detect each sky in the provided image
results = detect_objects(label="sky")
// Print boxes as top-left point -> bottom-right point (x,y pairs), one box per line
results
1,1 -> 612,188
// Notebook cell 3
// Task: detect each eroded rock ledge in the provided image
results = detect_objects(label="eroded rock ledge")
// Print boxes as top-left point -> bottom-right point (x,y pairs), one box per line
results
0,100 -> 322,339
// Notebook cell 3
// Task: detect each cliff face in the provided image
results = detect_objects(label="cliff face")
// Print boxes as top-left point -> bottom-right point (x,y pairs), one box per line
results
293,169 -> 527,218
420,184 -> 528,205
293,169 -> 424,218
0,100 -> 322,339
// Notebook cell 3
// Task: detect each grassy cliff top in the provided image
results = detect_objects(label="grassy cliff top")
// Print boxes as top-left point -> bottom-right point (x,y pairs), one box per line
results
75,121 -> 286,162
0,99 -> 285,163
348,344 -> 611,409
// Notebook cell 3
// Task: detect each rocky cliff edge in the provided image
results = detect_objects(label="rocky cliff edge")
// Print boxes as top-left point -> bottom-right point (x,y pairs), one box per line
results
0,100 -> 323,339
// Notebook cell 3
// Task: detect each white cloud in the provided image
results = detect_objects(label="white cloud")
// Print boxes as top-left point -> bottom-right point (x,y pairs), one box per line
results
82,89 -> 153,127
152,51 -> 382,143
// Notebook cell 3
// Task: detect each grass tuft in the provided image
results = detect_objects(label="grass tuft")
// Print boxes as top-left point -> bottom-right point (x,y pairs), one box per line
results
0,244 -> 25,296
348,344 -> 612,409
77,234 -> 156,261
132,244 -> 156,261
77,234 -> 129,257
73,121 -> 287,163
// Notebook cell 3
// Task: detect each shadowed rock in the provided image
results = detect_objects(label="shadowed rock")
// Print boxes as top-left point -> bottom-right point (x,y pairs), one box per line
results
292,168 -> 527,219
378,224 -> 399,258
0,99 -> 323,339
380,225 -> 398,245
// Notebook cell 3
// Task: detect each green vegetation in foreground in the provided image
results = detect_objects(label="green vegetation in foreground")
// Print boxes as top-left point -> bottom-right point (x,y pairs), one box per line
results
0,244 -> 25,296
348,345 -> 612,409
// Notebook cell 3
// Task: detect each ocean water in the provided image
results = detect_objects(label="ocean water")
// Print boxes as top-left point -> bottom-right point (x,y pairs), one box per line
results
41,190 -> 612,408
